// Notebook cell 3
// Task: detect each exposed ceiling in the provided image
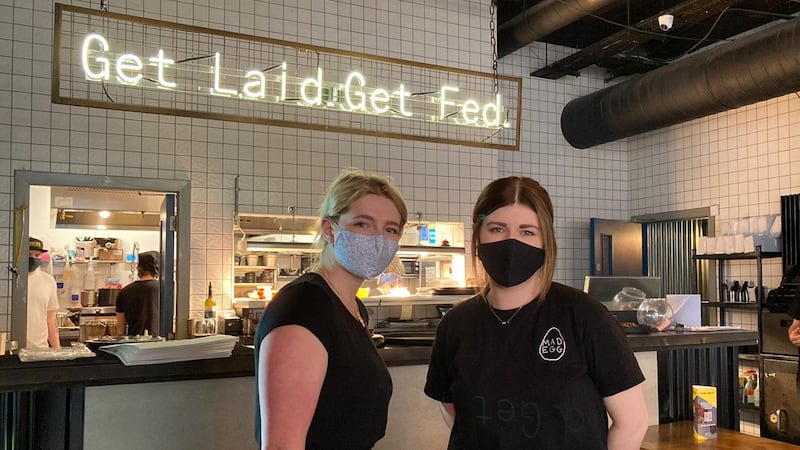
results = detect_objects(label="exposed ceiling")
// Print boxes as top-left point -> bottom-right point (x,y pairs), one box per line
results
498,0 -> 800,81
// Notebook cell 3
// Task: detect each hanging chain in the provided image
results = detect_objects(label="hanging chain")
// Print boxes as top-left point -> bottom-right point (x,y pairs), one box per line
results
489,0 -> 499,94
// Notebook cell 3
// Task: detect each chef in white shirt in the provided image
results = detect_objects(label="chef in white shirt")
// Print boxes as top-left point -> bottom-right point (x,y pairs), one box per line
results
27,237 -> 60,348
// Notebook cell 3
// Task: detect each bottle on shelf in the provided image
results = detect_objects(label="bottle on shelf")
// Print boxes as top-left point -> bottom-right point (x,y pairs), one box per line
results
70,290 -> 80,308
62,260 -> 72,281
203,282 -> 217,334
84,264 -> 96,291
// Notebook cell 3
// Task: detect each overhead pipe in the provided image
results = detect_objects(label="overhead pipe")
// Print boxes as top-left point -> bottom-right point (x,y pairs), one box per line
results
561,17 -> 800,149
497,0 -> 624,58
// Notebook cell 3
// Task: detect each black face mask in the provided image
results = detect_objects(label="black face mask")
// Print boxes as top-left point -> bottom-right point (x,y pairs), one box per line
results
29,257 -> 42,272
478,239 -> 545,287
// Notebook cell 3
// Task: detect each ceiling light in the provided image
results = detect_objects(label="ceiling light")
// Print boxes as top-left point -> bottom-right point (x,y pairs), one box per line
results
98,210 -> 111,219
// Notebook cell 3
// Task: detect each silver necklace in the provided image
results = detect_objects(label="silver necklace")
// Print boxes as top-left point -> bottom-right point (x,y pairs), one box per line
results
485,296 -> 525,325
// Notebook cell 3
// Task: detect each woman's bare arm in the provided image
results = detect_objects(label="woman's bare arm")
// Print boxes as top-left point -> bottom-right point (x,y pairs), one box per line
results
604,384 -> 648,450
258,325 -> 328,450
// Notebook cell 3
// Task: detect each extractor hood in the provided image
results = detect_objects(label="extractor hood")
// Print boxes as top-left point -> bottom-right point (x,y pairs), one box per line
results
237,214 -> 319,251
51,187 -> 166,231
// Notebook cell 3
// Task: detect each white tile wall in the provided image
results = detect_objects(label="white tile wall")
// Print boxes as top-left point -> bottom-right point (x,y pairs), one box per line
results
0,0 -> 498,331
628,94 -> 800,328
1,0 -> 798,340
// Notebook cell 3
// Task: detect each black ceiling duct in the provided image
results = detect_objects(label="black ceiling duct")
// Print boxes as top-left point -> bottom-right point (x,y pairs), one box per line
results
561,18 -> 800,149
498,0 -> 623,58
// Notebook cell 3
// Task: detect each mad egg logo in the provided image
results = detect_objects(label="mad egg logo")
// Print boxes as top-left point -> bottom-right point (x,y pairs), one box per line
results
538,327 -> 566,361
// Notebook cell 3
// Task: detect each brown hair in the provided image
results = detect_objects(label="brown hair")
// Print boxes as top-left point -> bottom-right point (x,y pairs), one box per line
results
315,168 -> 408,269
471,176 -> 557,297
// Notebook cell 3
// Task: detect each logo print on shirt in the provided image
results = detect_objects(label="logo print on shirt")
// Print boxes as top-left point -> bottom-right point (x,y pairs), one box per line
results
538,327 -> 566,361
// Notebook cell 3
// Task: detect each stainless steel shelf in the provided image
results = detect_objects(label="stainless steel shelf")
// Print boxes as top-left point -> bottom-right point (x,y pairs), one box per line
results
62,260 -> 127,264
397,245 -> 465,255
693,251 -> 781,260
245,242 -> 321,252
361,294 -> 472,307
702,301 -> 760,309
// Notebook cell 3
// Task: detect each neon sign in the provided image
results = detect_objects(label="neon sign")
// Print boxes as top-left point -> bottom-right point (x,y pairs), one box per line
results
54,4 -> 522,150
80,33 -> 507,129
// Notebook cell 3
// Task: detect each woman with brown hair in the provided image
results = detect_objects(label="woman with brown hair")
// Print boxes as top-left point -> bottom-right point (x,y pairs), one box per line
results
425,176 -> 648,449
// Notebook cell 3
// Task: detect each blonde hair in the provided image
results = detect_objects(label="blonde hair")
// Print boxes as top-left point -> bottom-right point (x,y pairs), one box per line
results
471,176 -> 557,298
314,168 -> 408,270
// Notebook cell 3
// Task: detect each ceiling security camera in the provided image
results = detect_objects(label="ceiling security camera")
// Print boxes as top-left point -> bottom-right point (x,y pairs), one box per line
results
658,14 -> 674,31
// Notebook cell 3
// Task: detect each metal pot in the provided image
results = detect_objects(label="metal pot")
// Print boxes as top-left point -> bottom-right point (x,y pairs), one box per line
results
79,322 -> 106,342
80,290 -> 97,307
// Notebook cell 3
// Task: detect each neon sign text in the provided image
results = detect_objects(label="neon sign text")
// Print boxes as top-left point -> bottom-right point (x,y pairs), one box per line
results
80,33 -> 507,129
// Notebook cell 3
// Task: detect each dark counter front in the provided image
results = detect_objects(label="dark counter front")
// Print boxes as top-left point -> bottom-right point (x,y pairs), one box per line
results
635,329 -> 759,431
0,345 -> 434,396
0,329 -> 758,449
0,342 -> 432,450
0,346 -> 255,392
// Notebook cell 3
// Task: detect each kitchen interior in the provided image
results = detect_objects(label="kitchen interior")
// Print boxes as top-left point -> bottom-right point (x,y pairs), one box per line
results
26,185 -> 167,344
230,211 -> 469,345
24,181 -> 473,348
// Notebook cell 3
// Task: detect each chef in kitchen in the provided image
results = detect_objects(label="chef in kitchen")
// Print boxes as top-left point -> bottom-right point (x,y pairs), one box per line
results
27,237 -> 60,348
115,252 -> 160,336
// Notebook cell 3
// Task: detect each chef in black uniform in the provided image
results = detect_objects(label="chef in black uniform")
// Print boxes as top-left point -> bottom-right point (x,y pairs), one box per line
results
115,252 -> 159,336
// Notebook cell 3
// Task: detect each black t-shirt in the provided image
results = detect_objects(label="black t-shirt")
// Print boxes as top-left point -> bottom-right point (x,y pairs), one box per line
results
114,279 -> 159,336
254,273 -> 392,450
425,282 -> 645,450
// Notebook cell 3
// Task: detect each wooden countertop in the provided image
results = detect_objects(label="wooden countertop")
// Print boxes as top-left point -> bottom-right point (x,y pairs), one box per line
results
640,422 -> 799,449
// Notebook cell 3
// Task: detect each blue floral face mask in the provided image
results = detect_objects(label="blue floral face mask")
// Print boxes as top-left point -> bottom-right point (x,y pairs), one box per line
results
332,222 -> 399,280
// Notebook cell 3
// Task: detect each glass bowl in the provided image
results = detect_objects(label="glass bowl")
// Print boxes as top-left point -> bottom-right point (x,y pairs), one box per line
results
637,298 -> 675,331
613,286 -> 646,311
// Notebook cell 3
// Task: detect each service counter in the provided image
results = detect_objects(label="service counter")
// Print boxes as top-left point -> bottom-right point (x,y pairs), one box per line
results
0,329 -> 758,450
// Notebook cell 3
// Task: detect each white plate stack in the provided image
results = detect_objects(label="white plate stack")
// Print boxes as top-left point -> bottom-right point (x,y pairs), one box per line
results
100,334 -> 238,366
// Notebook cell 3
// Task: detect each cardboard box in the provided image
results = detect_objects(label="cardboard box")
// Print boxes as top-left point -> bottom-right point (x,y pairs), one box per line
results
97,248 -> 124,261
96,239 -> 124,261
692,385 -> 717,440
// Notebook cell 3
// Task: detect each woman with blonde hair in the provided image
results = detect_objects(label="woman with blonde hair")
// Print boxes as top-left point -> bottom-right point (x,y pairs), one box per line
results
425,176 -> 648,449
255,168 -> 407,450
